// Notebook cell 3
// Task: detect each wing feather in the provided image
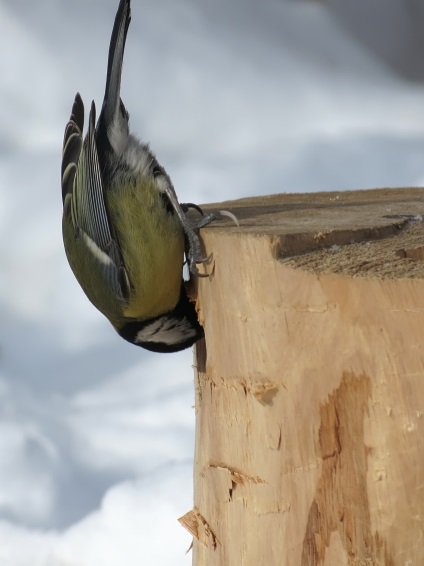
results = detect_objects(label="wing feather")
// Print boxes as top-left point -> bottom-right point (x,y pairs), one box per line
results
61,94 -> 129,301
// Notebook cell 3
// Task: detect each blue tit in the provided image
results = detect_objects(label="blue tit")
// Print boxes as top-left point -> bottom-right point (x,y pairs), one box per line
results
61,0 -> 220,353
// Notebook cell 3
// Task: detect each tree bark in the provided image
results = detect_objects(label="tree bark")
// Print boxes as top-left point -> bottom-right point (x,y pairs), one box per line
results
179,188 -> 424,565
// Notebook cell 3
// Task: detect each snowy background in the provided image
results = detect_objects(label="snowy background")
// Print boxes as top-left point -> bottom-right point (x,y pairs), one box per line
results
2,0 -> 424,564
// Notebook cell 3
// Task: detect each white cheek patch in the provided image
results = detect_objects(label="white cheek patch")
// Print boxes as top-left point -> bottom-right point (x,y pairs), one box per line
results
135,317 -> 197,345
82,232 -> 113,267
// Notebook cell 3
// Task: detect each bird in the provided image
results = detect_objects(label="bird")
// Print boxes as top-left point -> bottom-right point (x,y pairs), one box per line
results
61,0 -> 232,352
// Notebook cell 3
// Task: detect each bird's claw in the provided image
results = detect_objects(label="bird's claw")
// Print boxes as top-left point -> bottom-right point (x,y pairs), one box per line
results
180,202 -> 205,216
188,251 -> 213,277
181,204 -> 238,276
186,230 -> 211,276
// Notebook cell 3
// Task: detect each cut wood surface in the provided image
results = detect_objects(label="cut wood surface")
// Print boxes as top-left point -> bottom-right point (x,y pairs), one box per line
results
180,188 -> 424,566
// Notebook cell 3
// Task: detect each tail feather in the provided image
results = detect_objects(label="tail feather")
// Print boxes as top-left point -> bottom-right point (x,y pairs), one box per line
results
97,0 -> 131,156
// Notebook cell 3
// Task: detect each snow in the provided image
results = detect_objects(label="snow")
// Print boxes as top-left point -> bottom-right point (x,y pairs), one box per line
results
1,0 -> 424,564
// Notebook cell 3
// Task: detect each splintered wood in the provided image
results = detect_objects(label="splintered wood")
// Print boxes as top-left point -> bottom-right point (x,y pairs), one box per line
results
185,189 -> 424,566
179,508 -> 219,550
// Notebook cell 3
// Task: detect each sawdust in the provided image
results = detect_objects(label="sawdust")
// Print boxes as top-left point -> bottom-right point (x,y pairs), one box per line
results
203,187 -> 424,279
281,220 -> 424,279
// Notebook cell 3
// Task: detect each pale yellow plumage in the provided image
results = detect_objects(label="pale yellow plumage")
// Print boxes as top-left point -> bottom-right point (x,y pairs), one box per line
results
106,179 -> 185,320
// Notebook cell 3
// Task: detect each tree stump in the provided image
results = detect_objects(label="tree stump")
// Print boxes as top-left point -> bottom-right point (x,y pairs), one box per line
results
179,188 -> 424,566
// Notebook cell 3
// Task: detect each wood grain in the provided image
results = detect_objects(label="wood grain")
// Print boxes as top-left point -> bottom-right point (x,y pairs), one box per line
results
182,189 -> 424,565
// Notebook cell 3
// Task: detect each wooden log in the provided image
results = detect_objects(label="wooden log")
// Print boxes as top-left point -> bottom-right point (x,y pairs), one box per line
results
179,188 -> 424,566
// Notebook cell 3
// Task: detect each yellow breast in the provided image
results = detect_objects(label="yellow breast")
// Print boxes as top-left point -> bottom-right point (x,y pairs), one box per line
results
106,178 -> 185,320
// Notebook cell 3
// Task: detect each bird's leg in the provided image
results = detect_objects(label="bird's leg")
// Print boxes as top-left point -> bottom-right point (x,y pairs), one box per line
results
179,203 -> 239,275
180,214 -> 214,276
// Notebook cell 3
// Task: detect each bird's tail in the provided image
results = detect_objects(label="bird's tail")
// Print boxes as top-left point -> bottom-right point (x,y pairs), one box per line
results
97,0 -> 131,155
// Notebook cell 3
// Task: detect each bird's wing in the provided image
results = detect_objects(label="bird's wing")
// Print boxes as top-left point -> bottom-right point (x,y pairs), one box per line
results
61,93 -> 130,300
62,92 -> 84,204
